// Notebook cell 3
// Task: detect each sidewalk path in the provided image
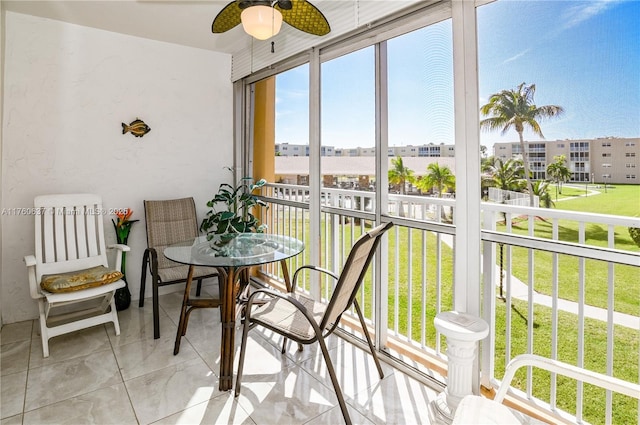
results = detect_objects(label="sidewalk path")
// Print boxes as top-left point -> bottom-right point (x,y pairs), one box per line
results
441,234 -> 639,330
554,184 -> 601,201
496,265 -> 639,330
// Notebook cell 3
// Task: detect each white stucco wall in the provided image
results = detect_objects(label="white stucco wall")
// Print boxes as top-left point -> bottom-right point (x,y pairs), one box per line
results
1,12 -> 233,324
1,2 -> 5,327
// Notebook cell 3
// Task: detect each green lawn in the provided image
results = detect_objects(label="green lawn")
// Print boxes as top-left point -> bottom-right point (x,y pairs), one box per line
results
498,184 -> 640,315
484,185 -> 638,423
270,186 -> 639,424
495,298 -> 639,425
550,184 -> 589,200
375,224 -> 638,424
554,184 -> 640,215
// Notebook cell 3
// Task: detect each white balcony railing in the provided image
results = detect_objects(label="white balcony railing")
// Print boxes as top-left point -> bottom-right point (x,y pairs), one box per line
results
257,183 -> 640,424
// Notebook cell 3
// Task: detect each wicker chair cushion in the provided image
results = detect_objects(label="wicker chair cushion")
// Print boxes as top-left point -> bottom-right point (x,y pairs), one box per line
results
157,265 -> 217,283
41,266 -> 123,293
252,293 -> 327,341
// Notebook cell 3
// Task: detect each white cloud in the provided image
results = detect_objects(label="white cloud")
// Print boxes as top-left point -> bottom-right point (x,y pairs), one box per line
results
562,0 -> 620,30
502,49 -> 530,65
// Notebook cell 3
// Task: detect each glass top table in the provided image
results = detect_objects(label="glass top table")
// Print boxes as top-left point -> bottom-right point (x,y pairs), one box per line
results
164,234 -> 305,269
164,233 -> 304,391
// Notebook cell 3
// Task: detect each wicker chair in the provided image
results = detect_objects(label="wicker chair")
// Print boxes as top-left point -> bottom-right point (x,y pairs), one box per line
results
234,222 -> 393,425
139,197 -> 219,339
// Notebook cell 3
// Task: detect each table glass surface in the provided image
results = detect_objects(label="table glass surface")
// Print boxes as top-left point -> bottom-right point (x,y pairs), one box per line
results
164,233 -> 304,268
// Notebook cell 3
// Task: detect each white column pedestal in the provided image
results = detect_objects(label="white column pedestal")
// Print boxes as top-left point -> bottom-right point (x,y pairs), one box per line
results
429,311 -> 489,424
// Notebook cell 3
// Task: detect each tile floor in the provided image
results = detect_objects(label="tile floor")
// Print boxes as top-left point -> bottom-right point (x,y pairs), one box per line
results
1,286 -> 441,424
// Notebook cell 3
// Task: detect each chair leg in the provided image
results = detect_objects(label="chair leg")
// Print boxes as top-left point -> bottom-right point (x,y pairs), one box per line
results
354,300 -> 384,379
318,336 -> 352,425
279,261 -> 303,353
195,279 -> 202,297
139,252 -> 149,307
280,337 -> 302,354
110,296 -> 121,336
234,314 -> 252,397
152,282 -> 160,339
38,302 -> 50,358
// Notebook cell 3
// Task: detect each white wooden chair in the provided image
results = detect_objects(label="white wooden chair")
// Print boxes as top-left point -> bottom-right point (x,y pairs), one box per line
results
453,354 -> 640,424
24,194 -> 128,357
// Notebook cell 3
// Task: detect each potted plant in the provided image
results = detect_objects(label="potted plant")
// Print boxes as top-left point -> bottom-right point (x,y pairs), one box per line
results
200,174 -> 269,246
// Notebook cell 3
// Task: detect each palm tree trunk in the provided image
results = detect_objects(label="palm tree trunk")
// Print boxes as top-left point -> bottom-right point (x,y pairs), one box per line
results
398,180 -> 406,218
519,131 -> 535,207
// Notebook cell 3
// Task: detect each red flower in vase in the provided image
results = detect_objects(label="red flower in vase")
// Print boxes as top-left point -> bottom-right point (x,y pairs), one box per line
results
112,208 -> 139,244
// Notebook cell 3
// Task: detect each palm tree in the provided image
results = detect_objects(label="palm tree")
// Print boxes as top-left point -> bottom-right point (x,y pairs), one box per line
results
388,156 -> 414,194
530,180 -> 554,209
388,156 -> 414,217
546,154 -> 571,200
485,157 -> 526,199
480,82 -> 564,206
484,157 -> 525,299
417,162 -> 456,221
417,162 -> 456,197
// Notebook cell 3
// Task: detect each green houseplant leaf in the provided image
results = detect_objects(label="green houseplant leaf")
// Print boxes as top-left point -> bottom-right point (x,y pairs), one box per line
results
200,169 -> 269,243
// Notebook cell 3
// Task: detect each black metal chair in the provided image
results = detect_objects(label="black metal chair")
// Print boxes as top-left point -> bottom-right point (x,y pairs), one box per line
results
139,197 -> 219,339
234,222 -> 394,425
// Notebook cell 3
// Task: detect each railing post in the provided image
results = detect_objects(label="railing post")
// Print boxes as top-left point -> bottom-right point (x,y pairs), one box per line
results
451,0 -> 482,400
308,47 -> 322,300
330,192 -> 339,291
430,311 -> 489,424
375,40 -> 389,352
481,207 -> 496,389
451,0 -> 481,315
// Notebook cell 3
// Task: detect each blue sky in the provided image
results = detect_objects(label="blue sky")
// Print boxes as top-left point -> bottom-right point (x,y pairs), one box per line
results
275,0 -> 639,151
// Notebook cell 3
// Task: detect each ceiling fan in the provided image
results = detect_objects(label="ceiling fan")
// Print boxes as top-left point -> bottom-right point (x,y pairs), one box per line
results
212,0 -> 330,40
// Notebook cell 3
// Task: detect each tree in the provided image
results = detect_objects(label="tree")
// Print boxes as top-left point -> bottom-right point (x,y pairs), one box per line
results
416,162 -> 456,197
485,157 -> 526,197
480,82 -> 564,206
530,180 -> 554,209
388,156 -> 414,194
483,157 -> 526,299
629,227 -> 640,248
388,156 -> 414,217
417,162 -> 456,222
481,154 -> 495,173
546,154 -> 571,200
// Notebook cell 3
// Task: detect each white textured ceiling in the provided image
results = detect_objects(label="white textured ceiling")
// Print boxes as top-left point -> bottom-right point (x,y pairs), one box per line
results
3,0 -> 263,54
3,0 -> 431,79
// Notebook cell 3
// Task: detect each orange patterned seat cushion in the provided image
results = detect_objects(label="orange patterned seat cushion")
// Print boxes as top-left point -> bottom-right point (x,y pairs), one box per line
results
41,266 -> 123,293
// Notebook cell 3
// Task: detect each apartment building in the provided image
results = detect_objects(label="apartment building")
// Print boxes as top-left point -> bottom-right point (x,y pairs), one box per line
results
276,143 -> 336,157
276,143 -> 456,158
493,137 -> 639,184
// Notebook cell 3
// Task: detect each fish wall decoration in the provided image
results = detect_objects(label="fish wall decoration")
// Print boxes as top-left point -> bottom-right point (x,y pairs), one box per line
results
122,118 -> 151,138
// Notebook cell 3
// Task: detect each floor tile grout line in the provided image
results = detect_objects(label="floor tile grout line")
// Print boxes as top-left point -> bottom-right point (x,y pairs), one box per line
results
21,326 -> 118,416
106,320 -> 142,424
3,292 -> 440,425
20,319 -> 35,420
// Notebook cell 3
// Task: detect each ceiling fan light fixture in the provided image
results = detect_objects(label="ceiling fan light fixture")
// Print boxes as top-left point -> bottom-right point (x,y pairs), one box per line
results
241,5 -> 283,40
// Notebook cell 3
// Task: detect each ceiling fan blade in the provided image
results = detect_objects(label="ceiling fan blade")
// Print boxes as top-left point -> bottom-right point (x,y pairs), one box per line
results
277,0 -> 330,36
212,1 -> 242,34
